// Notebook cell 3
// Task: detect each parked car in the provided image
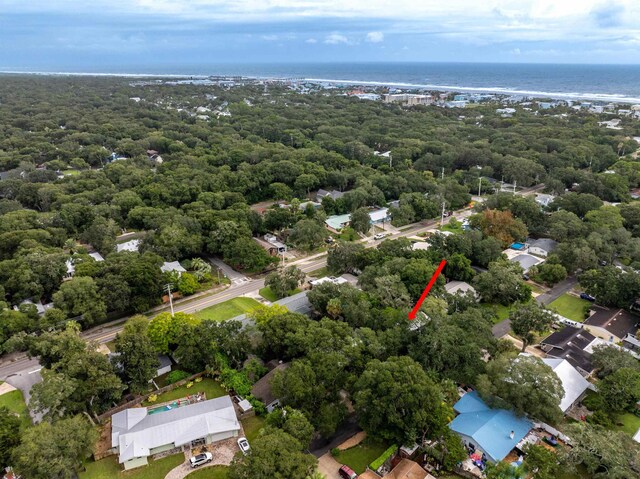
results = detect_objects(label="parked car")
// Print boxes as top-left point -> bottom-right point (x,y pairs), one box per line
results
190,452 -> 213,468
580,292 -> 596,302
237,437 -> 251,455
339,465 -> 358,479
325,236 -> 335,244
373,233 -> 388,240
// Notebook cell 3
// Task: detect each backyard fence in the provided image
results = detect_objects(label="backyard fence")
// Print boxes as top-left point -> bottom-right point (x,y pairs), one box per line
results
96,371 -> 207,423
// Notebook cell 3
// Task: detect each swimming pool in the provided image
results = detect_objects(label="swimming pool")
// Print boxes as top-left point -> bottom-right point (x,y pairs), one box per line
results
510,242 -> 526,250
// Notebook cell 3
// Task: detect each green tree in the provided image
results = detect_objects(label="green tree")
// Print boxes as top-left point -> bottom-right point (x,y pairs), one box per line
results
477,355 -> 563,424
228,428 -> 317,479
353,356 -> 452,445
0,407 -> 21,469
223,237 -> 276,272
12,415 -> 97,479
523,444 -> 560,479
265,406 -> 315,449
563,423 -> 640,478
265,266 -> 305,299
327,241 -> 364,274
530,262 -> 567,286
484,461 -> 525,479
445,253 -> 474,282
114,316 -> 159,394
177,272 -> 199,295
350,207 -> 371,234
510,302 -> 555,352
53,276 -> 106,326
289,219 -> 328,252
147,312 -> 198,354
473,260 -> 531,305
598,368 -> 640,415
591,345 -> 640,379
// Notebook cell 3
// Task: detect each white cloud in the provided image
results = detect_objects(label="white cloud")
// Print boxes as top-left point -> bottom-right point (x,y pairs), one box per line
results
366,31 -> 384,42
511,47 -> 521,55
305,38 -> 318,43
324,33 -> 349,44
262,34 -> 278,41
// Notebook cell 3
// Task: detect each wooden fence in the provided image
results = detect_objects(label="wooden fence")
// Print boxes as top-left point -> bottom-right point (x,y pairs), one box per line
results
96,371 -> 207,423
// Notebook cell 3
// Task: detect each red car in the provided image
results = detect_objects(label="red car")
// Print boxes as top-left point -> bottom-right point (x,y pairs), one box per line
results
338,465 -> 358,479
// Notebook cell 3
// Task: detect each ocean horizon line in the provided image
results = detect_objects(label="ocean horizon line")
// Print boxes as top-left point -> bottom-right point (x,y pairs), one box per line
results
2,69 -> 640,104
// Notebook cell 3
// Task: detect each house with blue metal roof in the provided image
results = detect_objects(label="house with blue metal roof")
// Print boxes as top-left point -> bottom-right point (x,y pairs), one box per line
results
449,391 -> 532,463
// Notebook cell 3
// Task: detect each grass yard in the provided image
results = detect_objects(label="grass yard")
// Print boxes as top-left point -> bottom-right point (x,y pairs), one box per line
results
480,303 -> 512,323
549,294 -> 591,322
143,378 -> 226,406
258,287 -> 301,302
241,415 -> 265,443
334,439 -> 389,474
612,412 -> 640,436
308,267 -> 329,278
0,386 -> 31,428
528,282 -> 545,295
80,453 -> 184,479
439,222 -> 463,234
186,466 -> 229,479
194,297 -> 261,321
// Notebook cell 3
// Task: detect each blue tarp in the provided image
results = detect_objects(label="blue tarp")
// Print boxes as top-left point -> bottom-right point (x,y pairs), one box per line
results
449,391 -> 532,462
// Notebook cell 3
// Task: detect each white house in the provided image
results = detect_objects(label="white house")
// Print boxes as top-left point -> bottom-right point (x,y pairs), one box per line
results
541,357 -> 592,413
160,261 -> 187,276
111,396 -> 240,470
535,194 -> 556,208
116,239 -> 141,253
445,281 -> 477,298
528,238 -> 558,258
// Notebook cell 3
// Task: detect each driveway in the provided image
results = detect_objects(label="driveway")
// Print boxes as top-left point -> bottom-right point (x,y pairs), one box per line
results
164,436 -> 239,479
5,367 -> 43,423
317,453 -> 343,479
536,276 -> 577,305
207,257 -> 249,285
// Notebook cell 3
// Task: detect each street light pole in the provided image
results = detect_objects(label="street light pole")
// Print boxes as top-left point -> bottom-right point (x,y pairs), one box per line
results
164,284 -> 175,317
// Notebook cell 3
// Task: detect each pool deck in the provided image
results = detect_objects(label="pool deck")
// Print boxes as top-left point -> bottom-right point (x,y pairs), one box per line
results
146,393 -> 205,415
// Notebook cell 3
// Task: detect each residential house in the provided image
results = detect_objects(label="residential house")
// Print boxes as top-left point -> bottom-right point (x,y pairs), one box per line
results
528,238 -> 558,258
15,298 -> 53,316
509,253 -> 543,273
449,391 -> 532,463
253,236 -> 286,256
535,194 -> 556,208
325,213 -> 352,232
369,207 -> 390,225
250,362 -> 289,412
89,252 -> 105,262
116,239 -> 141,253
274,291 -> 312,315
583,308 -> 639,343
309,276 -> 348,288
111,396 -> 240,470
160,261 -> 186,277
539,327 -> 596,376
316,189 -> 346,201
359,459 -> 435,479
444,281 -> 477,298
541,358 -> 591,413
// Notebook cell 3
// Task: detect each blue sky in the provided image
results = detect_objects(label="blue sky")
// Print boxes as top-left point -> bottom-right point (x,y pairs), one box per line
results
1,0 -> 640,71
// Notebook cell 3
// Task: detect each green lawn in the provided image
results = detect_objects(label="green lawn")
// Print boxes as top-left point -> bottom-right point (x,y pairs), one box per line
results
194,297 -> 261,321
480,303 -> 512,323
549,294 -> 591,322
335,440 -> 389,474
439,222 -> 463,234
0,386 -> 31,428
80,453 -> 184,479
612,412 -> 640,436
143,378 -> 226,406
186,466 -> 229,479
241,415 -> 265,443
61,169 -> 82,176
528,282 -> 545,295
308,267 -> 329,278
259,287 -> 301,302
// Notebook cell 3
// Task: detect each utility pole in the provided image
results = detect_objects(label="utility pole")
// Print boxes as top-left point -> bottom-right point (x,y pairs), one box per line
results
216,268 -> 221,284
164,283 -> 175,317
513,180 -> 517,195
478,177 -> 482,197
441,167 -> 445,180
389,153 -> 393,169
440,201 -> 446,226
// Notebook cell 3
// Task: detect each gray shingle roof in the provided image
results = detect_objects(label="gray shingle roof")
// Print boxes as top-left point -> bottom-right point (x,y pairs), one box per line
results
112,396 -> 239,463
529,238 -> 558,253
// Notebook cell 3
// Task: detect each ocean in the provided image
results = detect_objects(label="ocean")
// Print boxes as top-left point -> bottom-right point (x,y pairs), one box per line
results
3,62 -> 640,103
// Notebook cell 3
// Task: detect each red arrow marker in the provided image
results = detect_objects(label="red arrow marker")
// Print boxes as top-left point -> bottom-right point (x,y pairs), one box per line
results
408,259 -> 447,320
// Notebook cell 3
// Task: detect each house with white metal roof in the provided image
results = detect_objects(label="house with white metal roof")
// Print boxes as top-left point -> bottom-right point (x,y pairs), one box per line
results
111,396 -> 240,470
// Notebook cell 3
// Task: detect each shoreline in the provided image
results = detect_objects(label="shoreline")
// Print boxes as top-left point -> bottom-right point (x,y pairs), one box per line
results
1,70 -> 639,104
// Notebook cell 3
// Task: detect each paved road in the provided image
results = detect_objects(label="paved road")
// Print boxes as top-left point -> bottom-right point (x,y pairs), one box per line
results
4,368 -> 43,422
0,185 -> 543,381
